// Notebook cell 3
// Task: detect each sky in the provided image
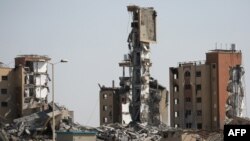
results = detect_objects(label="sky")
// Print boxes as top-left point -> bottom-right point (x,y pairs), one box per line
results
0,0 -> 249,127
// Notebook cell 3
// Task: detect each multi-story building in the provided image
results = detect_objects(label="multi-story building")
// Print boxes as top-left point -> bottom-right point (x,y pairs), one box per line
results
99,79 -> 168,126
0,55 -> 51,123
15,55 -> 51,116
99,85 -> 121,125
0,65 -> 20,123
170,47 -> 242,131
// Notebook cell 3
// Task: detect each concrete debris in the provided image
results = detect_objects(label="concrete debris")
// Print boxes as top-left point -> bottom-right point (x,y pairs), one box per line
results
96,123 -> 224,141
0,103 -> 95,141
96,123 -> 177,141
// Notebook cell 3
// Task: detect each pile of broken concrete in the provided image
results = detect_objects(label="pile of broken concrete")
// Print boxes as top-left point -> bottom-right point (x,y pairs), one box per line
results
96,123 -> 179,141
0,103 -> 95,141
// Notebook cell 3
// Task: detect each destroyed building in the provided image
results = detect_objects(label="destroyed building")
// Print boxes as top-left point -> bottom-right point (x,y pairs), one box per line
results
0,55 -> 51,123
97,5 -> 174,141
99,5 -> 168,127
15,55 -> 51,117
99,79 -> 168,126
0,55 -> 84,141
169,45 -> 242,131
225,65 -> 245,124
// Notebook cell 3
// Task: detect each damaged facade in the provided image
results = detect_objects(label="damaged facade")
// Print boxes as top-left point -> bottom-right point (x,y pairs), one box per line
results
225,65 -> 245,123
99,5 -> 168,127
0,55 -> 86,141
97,5 -> 171,141
0,55 -> 51,122
15,55 -> 51,116
99,79 -> 168,126
170,45 -> 242,131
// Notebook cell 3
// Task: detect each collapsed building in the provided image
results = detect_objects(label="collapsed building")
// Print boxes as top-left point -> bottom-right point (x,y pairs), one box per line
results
99,5 -> 168,126
0,55 -> 94,141
97,5 -> 171,141
99,79 -> 168,126
97,5 -> 246,141
0,55 -> 51,123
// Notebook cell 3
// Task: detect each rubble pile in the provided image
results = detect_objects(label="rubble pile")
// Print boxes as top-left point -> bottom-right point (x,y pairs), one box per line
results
96,123 -> 178,141
0,103 -> 95,141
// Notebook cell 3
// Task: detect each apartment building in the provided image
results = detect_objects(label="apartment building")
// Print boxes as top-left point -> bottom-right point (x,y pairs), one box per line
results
170,47 -> 242,131
0,55 -> 51,123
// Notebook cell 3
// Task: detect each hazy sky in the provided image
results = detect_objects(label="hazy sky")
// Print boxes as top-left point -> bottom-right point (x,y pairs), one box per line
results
0,0 -> 249,127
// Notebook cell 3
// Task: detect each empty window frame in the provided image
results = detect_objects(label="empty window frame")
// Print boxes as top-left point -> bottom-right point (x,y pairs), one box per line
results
174,99 -> 179,104
103,93 -> 108,99
172,68 -> 179,79
121,97 -> 126,103
175,111 -> 179,117
103,117 -> 108,123
103,105 -> 108,111
186,123 -> 192,128
186,110 -> 191,115
196,84 -> 201,91
174,85 -> 179,92
1,76 -> 8,80
196,97 -> 202,103
1,89 -> 7,94
184,71 -> 191,77
212,64 -> 216,69
1,102 -> 8,107
185,110 -> 191,117
174,73 -> 178,79
197,123 -> 202,129
196,71 -> 201,77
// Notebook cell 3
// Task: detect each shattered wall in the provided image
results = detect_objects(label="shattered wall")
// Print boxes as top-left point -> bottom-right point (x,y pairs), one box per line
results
225,65 -> 245,123
126,5 -> 158,125
99,5 -> 168,126
15,55 -> 51,116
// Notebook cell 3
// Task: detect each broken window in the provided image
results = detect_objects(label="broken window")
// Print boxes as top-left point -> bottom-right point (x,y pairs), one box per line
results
103,117 -> 108,123
212,64 -> 216,69
1,102 -> 8,107
184,71 -> 191,77
136,52 -> 141,65
196,71 -> 201,77
196,97 -> 202,103
174,73 -> 178,79
103,93 -> 108,99
103,105 -> 108,111
186,123 -> 192,128
174,85 -> 179,92
29,88 -> 34,97
184,84 -> 191,90
197,110 -> 202,116
121,97 -> 126,103
197,123 -> 202,129
196,84 -> 201,91
185,110 -> 191,118
174,111 -> 179,117
174,99 -> 179,104
1,76 -> 8,80
185,97 -> 191,102
1,89 -> 7,94
171,68 -> 179,79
